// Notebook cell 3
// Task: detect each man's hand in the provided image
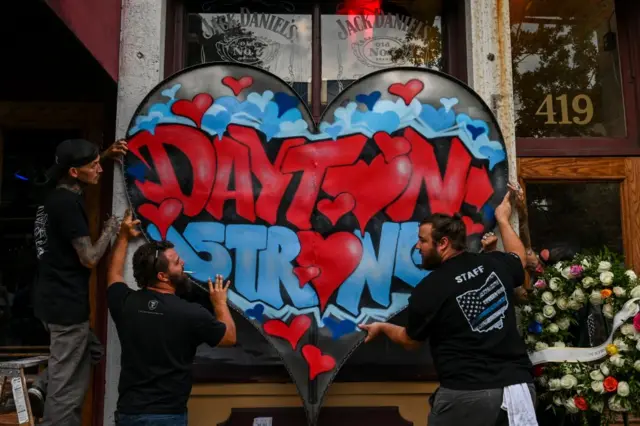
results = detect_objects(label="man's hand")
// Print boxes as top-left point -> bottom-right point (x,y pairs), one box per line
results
494,186 -> 515,223
118,209 -> 141,240
209,274 -> 231,307
358,322 -> 385,343
101,139 -> 128,163
481,232 -> 498,252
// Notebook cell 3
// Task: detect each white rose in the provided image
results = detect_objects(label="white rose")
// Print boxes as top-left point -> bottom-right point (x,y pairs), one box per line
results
590,290 -> 603,305
557,317 -> 571,330
525,335 -> 536,344
568,299 -> 582,310
613,338 -> 629,352
542,292 -> 556,305
564,398 -> 579,413
634,360 -> 640,372
603,304 -> 614,319
598,261 -> 612,272
535,342 -> 549,351
560,374 -> 577,389
561,267 -> 572,279
556,298 -> 569,310
592,401 -> 604,413
625,270 -> 637,282
600,271 -> 614,286
591,381 -> 605,393
582,277 -> 595,288
571,289 -> 586,302
553,396 -> 563,406
582,259 -> 591,268
535,313 -> 545,323
549,278 -> 561,291
631,286 -> 640,298
523,305 -> 532,313
637,340 -> 640,351
610,354 -> 625,367
555,262 -> 563,271
590,370 -> 605,381
553,341 -> 566,348
609,395 -> 629,412
600,363 -> 610,375
549,379 -> 562,391
547,323 -> 559,333
538,376 -> 548,387
621,324 -> 637,336
613,286 -> 626,297
543,305 -> 556,319
618,381 -> 630,397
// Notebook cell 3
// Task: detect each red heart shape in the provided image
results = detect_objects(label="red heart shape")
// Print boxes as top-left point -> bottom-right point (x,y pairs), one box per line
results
388,79 -> 424,105
302,345 -> 336,380
295,232 -> 363,311
170,93 -> 213,127
293,266 -> 321,288
323,155 -> 412,236
373,133 -> 411,162
462,216 -> 485,236
317,193 -> 355,226
222,76 -> 254,95
263,315 -> 311,350
137,199 -> 183,239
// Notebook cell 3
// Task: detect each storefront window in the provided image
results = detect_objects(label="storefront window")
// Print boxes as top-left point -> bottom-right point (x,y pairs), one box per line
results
525,182 -> 623,255
185,2 -> 313,105
510,0 -> 626,138
320,1 -> 443,106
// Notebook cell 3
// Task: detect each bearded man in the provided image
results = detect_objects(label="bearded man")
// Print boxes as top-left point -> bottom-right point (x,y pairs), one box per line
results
360,189 -> 537,426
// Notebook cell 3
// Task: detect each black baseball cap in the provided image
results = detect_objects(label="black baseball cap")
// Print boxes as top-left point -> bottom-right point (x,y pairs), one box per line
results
45,139 -> 100,182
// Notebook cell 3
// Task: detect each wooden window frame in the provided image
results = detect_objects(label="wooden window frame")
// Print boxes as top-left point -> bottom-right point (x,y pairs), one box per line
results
518,157 -> 640,271
515,0 -> 640,157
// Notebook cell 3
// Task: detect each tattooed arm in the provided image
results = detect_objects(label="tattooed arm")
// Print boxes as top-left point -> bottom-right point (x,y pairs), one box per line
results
72,216 -> 120,269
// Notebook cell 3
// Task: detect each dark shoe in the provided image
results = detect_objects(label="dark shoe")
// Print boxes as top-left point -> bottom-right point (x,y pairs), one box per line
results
27,387 -> 44,419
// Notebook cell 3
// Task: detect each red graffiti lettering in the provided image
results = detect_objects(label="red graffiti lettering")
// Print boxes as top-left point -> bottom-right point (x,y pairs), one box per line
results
280,135 -> 368,230
386,128 -> 472,220
228,125 -> 304,225
128,125 -> 216,217
206,135 -> 256,221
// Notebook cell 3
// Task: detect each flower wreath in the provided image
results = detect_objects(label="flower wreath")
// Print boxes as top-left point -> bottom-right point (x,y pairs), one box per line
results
520,249 -> 640,422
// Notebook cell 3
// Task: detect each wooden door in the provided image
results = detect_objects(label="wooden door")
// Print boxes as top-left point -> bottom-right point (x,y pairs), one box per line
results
0,101 -> 105,426
517,157 -> 640,270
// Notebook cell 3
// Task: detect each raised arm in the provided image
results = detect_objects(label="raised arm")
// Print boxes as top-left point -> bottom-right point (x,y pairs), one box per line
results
209,275 -> 237,347
72,216 -> 120,269
107,209 -> 141,286
495,186 -> 526,268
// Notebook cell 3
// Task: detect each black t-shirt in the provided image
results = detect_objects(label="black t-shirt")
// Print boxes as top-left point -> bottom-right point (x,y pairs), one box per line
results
406,251 -> 533,390
107,283 -> 227,414
33,188 -> 91,325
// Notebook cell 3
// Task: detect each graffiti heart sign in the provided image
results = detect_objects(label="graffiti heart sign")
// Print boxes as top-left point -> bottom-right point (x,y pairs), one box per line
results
123,63 -> 508,425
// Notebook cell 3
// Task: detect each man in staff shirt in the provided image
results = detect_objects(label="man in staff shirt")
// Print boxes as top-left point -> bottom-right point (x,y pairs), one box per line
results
359,189 -> 537,426
107,210 -> 236,426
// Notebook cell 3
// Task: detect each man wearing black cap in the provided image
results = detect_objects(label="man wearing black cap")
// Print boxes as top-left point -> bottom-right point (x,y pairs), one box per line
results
29,138 -> 128,426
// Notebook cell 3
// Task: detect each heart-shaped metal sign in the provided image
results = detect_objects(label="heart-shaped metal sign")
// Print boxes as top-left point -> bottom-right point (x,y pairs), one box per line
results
123,62 -> 508,425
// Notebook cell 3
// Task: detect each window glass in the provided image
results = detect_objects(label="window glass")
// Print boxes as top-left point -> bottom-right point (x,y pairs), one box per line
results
321,0 -> 443,106
510,0 -> 625,138
185,2 -> 313,106
525,182 -> 623,256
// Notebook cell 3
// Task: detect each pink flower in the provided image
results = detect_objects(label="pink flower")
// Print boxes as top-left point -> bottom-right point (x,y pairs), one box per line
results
534,280 -> 547,290
634,313 -> 640,332
570,265 -> 584,278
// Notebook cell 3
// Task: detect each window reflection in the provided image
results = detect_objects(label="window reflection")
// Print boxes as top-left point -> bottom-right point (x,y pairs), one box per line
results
320,1 -> 443,106
510,0 -> 626,138
525,182 -> 623,256
185,4 -> 313,107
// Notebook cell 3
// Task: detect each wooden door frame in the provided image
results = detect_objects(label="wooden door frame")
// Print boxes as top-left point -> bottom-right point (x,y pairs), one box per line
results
0,101 -> 106,426
517,157 -> 640,271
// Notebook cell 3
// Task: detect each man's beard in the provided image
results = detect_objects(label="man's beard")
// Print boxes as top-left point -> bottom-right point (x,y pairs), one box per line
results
170,271 -> 192,295
421,246 -> 443,270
